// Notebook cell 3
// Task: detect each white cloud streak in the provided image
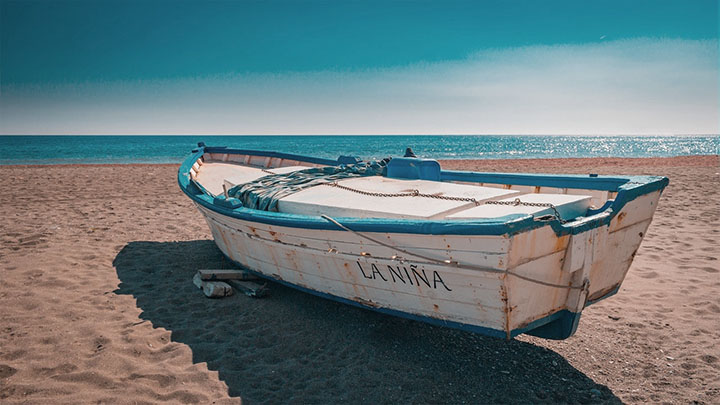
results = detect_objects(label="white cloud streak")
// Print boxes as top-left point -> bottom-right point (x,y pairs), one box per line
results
1,38 -> 718,134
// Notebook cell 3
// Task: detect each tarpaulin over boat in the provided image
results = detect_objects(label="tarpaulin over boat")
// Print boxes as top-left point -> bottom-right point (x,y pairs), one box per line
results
228,160 -> 387,211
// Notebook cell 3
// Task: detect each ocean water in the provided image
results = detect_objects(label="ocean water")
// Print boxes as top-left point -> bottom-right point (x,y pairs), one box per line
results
0,135 -> 717,165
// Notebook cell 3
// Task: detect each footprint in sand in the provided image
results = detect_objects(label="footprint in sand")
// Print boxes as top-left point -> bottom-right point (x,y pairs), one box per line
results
18,233 -> 48,247
126,372 -> 176,388
30,363 -> 78,378
0,364 -> 17,379
92,336 -> 111,355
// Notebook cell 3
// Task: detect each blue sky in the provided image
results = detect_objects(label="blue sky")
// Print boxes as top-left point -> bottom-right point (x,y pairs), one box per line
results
1,0 -> 718,134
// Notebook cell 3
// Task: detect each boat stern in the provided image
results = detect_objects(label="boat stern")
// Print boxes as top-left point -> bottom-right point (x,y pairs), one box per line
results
504,175 -> 668,339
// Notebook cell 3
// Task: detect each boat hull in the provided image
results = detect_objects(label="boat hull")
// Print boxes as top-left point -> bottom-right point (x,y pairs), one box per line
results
179,145 -> 668,339
193,187 -> 662,339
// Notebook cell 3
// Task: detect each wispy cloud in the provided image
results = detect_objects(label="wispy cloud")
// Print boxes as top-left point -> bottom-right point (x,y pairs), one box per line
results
2,38 -> 717,134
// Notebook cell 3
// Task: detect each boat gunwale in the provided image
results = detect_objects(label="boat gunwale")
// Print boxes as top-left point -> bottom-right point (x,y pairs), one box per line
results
179,145 -> 669,237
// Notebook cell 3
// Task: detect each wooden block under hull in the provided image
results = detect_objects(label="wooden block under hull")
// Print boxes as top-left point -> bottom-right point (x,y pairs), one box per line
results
193,272 -> 235,298
228,280 -> 269,298
197,269 -> 259,281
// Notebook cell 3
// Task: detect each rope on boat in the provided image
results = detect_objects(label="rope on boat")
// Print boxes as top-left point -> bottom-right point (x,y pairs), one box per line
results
321,183 -> 567,223
228,161 -> 387,212
320,214 -> 583,290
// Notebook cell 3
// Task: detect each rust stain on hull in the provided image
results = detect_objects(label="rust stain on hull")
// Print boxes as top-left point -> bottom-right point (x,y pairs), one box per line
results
587,282 -> 621,302
353,296 -> 380,308
515,307 -> 559,331
217,228 -> 233,259
616,211 -> 627,226
499,279 -> 511,339
554,234 -> 569,253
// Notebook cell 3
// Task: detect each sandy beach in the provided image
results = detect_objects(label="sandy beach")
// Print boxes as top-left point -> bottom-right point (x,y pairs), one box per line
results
1,155 -> 718,404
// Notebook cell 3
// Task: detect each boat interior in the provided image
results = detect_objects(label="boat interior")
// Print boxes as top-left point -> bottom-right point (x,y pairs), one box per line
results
190,151 -> 618,222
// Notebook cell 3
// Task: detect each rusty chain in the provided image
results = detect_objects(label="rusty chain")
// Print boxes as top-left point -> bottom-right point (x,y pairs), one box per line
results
322,182 -> 567,223
323,181 -> 482,204
485,198 -> 567,224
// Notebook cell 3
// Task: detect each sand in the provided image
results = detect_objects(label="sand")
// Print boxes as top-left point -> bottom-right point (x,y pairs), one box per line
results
0,155 -> 718,404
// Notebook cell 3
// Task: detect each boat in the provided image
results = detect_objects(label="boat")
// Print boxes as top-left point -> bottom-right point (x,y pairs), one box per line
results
178,143 -> 668,340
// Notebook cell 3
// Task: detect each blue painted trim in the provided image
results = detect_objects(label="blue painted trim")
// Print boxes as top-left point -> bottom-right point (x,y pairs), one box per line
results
520,310 -> 582,340
338,155 -> 362,165
220,253 -> 580,339
586,199 -> 615,216
179,146 -> 669,238
213,196 -> 243,209
440,170 -> 629,191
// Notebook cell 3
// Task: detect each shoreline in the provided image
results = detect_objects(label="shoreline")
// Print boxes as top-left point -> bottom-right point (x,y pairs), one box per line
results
441,154 -> 718,168
1,155 -> 718,403
1,154 -> 718,169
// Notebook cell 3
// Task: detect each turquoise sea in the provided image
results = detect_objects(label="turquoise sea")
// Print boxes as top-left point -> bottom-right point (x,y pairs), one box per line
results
0,135 -> 717,165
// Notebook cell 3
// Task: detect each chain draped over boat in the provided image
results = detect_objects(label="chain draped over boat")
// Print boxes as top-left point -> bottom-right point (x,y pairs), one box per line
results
322,182 -> 567,223
230,161 -> 567,223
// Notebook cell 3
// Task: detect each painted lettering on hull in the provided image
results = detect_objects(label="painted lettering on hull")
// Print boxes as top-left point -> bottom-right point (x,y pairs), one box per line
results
356,261 -> 452,291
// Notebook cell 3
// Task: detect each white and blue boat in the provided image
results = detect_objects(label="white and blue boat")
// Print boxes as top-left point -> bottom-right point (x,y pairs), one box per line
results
178,143 -> 668,340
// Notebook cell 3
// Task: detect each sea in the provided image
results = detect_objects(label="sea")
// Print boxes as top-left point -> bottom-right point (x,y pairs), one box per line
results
0,135 -> 717,165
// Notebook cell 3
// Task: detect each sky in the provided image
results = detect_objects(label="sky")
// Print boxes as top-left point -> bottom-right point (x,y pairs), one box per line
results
1,0 -> 718,135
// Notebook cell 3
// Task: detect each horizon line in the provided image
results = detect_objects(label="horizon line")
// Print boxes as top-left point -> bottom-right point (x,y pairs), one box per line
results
1,133 -> 718,137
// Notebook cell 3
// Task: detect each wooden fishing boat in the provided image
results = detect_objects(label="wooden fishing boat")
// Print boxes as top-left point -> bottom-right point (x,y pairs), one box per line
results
178,143 -> 668,339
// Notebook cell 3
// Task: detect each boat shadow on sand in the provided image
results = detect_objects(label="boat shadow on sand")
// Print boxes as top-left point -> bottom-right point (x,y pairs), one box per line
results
114,240 -> 620,404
